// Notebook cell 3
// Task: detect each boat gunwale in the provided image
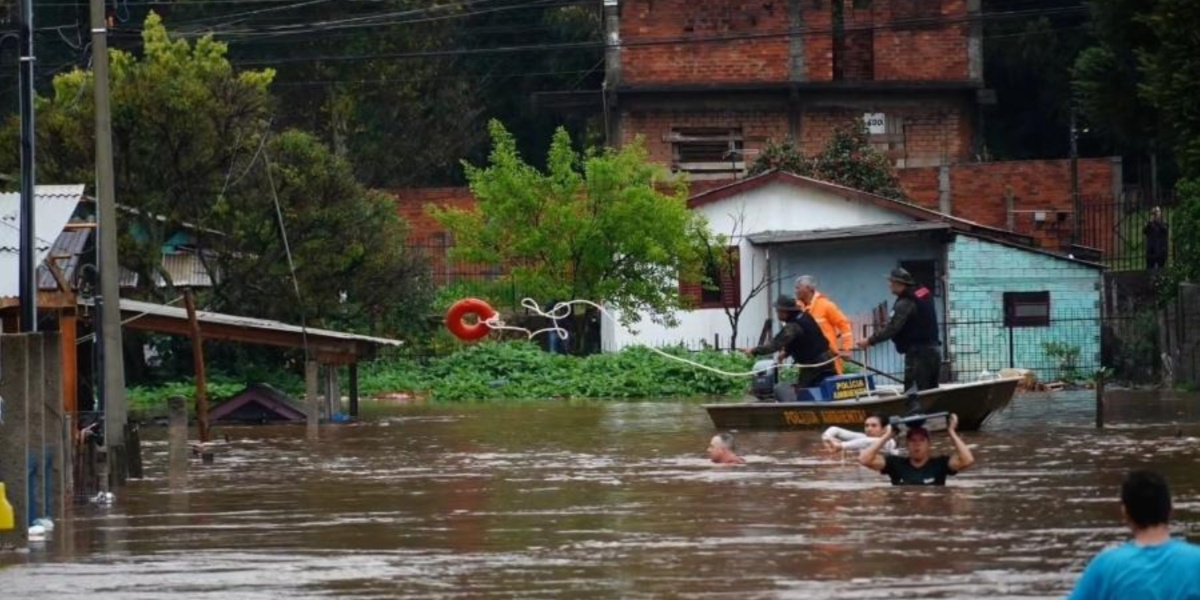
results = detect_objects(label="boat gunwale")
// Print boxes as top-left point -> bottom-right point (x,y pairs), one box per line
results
700,376 -> 1022,410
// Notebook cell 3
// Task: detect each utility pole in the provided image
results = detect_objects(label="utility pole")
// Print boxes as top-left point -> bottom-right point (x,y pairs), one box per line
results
90,0 -> 129,487
18,0 -> 37,332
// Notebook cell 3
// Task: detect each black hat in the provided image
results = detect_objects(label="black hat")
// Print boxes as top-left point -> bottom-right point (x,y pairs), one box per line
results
887,267 -> 916,286
773,294 -> 802,311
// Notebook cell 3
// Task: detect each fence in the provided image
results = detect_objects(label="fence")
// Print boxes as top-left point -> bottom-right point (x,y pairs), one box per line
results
850,310 -> 1149,385
1077,198 -> 1178,271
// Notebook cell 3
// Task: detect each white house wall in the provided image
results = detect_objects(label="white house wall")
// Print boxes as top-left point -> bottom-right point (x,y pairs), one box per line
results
603,181 -> 917,352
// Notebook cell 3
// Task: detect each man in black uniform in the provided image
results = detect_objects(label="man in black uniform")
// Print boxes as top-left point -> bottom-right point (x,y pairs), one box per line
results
743,294 -> 837,402
856,267 -> 942,411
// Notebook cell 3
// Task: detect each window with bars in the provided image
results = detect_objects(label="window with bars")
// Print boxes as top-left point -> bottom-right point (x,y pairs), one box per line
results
1003,291 -> 1051,328
668,128 -> 745,180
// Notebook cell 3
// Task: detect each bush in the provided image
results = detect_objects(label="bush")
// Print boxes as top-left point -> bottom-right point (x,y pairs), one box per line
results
359,341 -> 757,402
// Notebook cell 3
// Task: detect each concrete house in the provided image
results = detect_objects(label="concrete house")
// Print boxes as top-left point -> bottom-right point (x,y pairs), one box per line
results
601,171 -> 1103,382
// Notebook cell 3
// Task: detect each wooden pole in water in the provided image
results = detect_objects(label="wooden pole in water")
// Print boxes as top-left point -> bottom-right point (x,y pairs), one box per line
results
167,395 -> 188,488
183,289 -> 210,444
305,360 -> 319,439
1095,372 -> 1105,429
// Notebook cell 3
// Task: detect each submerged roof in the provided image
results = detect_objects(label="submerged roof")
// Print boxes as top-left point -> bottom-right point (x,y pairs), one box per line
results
81,297 -> 402,364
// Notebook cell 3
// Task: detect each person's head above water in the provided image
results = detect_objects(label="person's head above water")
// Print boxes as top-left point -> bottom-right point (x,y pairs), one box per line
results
905,426 -> 932,463
864,413 -> 886,437
707,432 -> 744,464
1121,470 -> 1172,531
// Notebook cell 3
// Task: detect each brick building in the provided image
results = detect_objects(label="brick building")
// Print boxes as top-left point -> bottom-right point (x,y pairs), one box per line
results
399,0 -> 1123,259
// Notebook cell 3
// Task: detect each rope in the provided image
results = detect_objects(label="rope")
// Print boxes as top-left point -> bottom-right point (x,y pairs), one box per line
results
482,297 -> 839,378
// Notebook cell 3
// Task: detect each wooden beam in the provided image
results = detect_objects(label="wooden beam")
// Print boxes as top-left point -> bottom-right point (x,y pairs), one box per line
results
183,290 -> 210,443
60,314 -> 78,414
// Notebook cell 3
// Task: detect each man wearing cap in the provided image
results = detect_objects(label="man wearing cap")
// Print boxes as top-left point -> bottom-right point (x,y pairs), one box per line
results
742,294 -> 838,399
856,267 -> 942,397
858,413 -> 974,486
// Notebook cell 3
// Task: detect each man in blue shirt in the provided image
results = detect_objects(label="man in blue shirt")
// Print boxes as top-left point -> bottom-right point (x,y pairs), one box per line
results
1067,470 -> 1200,600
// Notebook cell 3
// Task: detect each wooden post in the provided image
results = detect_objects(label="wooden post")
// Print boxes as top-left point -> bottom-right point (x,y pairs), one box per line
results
167,395 -> 188,488
1095,372 -> 1105,429
348,362 -> 359,418
183,289 -> 210,444
328,365 -> 341,419
305,360 -> 319,439
60,313 -> 78,414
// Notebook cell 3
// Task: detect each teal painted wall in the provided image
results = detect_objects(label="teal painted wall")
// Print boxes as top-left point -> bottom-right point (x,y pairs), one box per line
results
947,235 -> 1102,381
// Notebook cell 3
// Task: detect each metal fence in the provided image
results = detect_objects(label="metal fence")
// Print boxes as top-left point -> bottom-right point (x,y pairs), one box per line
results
851,310 -> 1148,385
1077,198 -> 1178,271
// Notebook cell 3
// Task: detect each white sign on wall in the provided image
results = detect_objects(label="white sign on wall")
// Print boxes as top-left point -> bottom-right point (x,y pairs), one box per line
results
863,112 -> 886,135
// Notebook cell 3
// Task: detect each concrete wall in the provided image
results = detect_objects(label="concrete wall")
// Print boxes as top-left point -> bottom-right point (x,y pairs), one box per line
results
0,333 -> 66,550
947,235 -> 1102,380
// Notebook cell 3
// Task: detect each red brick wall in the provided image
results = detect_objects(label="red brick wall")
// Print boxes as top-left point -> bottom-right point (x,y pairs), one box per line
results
800,104 -> 972,165
621,109 -> 792,166
872,0 -> 970,81
619,0 -> 972,85
621,0 -> 792,84
897,167 -> 940,209
897,158 -> 1117,248
392,187 -> 476,243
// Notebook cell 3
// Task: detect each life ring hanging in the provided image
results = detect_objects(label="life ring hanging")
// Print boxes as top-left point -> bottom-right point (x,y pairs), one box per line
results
445,298 -> 498,342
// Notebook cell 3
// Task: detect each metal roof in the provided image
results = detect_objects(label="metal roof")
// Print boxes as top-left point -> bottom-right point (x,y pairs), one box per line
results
88,297 -> 403,348
36,228 -> 90,291
747,222 -> 952,245
0,184 -> 87,298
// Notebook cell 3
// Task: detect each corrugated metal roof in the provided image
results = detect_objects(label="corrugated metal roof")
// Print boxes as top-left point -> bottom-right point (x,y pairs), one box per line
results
89,298 -> 403,347
0,184 -> 87,298
747,222 -> 952,245
153,252 -> 215,288
36,228 -> 90,291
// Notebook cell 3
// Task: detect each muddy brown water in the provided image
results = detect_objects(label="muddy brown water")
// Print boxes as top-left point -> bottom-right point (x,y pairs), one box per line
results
3,391 -> 1200,599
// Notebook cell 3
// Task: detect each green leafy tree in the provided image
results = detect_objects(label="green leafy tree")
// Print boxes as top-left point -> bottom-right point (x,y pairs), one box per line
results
1072,0 -> 1161,154
431,120 -> 707,352
748,125 -> 904,200
1136,0 -> 1200,287
0,13 -> 430,337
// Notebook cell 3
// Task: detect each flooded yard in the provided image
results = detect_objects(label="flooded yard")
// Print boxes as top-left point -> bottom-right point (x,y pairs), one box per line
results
2,390 -> 1199,599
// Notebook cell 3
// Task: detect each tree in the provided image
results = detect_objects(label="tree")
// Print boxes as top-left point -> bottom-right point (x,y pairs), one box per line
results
1072,0 -> 1160,154
1136,0 -> 1200,286
430,120 -> 707,352
695,209 -> 781,350
748,124 -> 904,200
0,13 -> 430,338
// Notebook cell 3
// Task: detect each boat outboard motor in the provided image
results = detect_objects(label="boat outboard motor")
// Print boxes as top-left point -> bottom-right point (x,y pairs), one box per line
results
750,359 -> 778,401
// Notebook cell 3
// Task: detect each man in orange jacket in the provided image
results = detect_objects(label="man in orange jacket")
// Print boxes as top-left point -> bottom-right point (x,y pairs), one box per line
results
794,275 -> 854,374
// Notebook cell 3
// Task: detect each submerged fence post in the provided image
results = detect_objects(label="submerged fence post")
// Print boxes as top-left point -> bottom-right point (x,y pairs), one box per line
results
167,395 -> 188,488
305,360 -> 319,440
1095,372 -> 1105,429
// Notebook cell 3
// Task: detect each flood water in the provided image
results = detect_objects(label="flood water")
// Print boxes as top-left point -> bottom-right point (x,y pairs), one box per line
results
3,390 -> 1200,599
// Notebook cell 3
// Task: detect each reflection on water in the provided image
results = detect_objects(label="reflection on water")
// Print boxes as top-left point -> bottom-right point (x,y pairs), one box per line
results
2,391 -> 1199,599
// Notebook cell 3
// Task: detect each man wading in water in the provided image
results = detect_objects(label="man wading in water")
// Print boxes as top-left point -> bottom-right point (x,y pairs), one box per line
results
707,433 -> 746,465
858,413 -> 974,485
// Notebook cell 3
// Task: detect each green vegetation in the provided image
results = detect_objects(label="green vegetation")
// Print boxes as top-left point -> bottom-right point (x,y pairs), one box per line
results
1043,341 -> 1083,382
431,121 -> 709,352
748,124 -> 905,200
358,341 -> 755,402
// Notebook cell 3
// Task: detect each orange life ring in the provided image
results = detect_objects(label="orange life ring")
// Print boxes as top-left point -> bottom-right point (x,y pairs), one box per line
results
445,298 -> 497,342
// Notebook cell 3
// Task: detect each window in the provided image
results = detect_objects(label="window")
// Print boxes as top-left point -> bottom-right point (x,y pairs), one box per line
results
668,128 -> 745,180
681,247 -> 740,309
1003,291 -> 1051,328
866,112 -> 907,167
900,259 -> 939,297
